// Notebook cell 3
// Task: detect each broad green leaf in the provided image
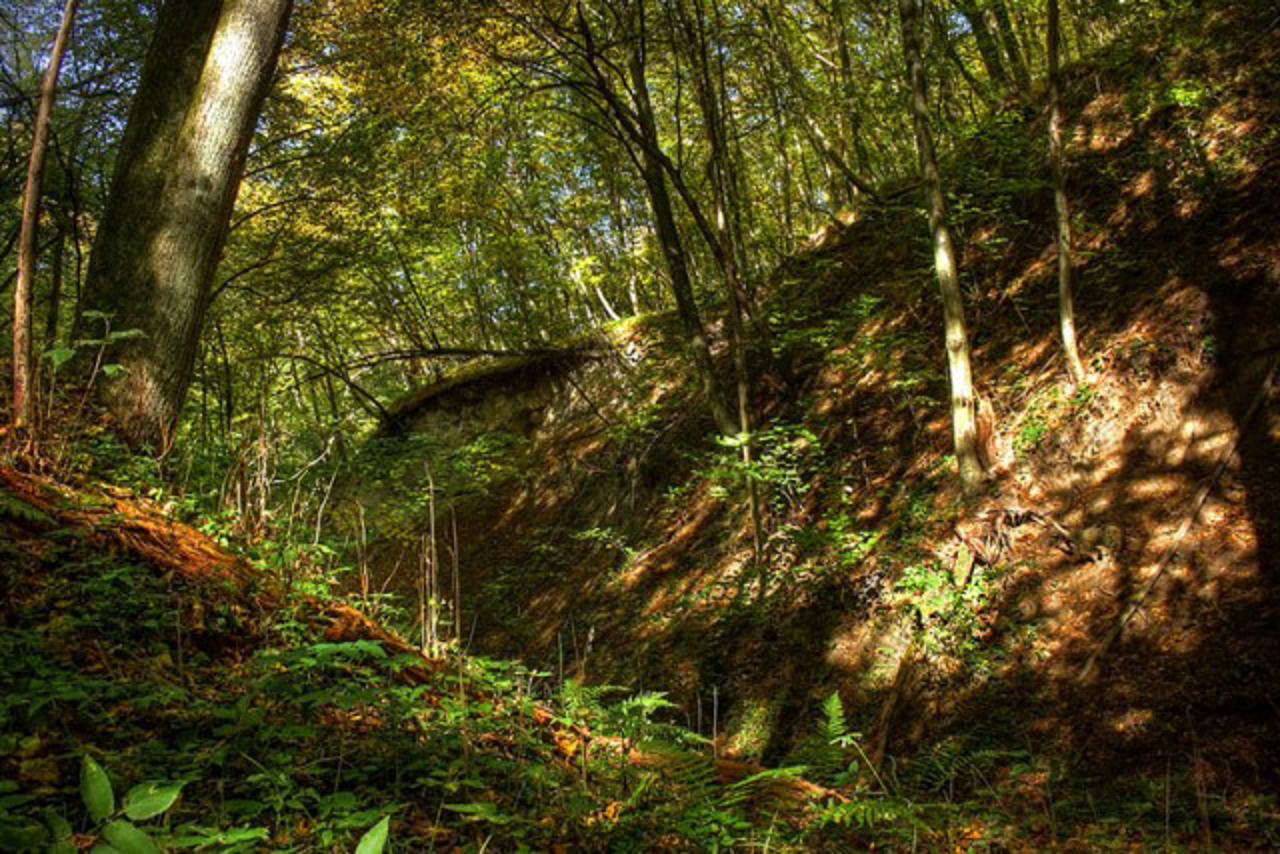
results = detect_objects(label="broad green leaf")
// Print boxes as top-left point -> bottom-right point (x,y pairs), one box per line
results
354,815 -> 390,854
123,782 -> 184,821
50,842 -> 77,854
89,845 -> 122,854
101,364 -> 126,379
41,348 -> 76,369
80,756 -> 114,822
102,820 -> 159,854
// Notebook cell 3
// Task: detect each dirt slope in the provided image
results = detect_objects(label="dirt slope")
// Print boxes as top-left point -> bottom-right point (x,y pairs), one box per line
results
357,1 -> 1280,829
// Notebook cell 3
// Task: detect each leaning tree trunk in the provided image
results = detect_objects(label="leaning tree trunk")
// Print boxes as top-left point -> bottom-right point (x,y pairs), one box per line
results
80,0 -> 292,450
989,0 -> 1031,92
954,0 -> 1008,89
1048,0 -> 1085,385
624,14 -> 736,436
899,0 -> 985,492
12,0 -> 78,428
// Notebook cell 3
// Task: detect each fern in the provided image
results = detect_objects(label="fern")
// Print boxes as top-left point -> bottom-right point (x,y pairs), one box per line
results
906,736 -> 1019,796
0,492 -> 52,526
787,692 -> 861,785
819,691 -> 848,746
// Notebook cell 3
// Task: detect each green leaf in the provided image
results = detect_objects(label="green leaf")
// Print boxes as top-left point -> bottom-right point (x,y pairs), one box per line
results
50,842 -> 78,854
102,820 -> 159,854
81,756 -> 115,823
354,815 -> 390,854
123,782 -> 184,821
101,364 -> 126,379
445,802 -> 512,825
89,845 -> 122,854
43,809 -> 73,841
0,818 -> 48,851
42,348 -> 76,369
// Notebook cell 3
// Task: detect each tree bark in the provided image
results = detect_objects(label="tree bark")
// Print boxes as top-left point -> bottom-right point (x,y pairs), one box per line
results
80,0 -> 293,450
955,0 -> 1008,89
989,0 -> 1031,91
628,37 -> 736,435
899,0 -> 985,492
1048,0 -> 1085,384
12,0 -> 78,428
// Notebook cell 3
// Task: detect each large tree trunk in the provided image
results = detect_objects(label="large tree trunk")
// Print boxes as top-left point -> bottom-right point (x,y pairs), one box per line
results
1048,0 -> 1085,385
80,0 -> 292,450
899,0 -> 985,492
12,0 -> 78,428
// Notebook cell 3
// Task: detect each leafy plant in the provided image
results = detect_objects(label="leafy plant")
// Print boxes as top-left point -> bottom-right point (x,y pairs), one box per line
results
0,756 -> 187,854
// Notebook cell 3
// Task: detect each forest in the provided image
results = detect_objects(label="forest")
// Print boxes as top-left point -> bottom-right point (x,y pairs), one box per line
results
2,0 -> 1278,850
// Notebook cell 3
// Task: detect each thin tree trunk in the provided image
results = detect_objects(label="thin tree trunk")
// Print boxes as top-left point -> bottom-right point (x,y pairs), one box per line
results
621,8 -> 735,434
43,226 -> 64,353
1048,0 -> 1085,384
80,0 -> 292,450
899,0 -> 985,492
12,0 -> 78,428
681,0 -> 763,561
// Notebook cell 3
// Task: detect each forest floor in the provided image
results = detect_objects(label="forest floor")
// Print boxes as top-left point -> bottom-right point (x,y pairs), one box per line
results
3,1 -> 1280,851
351,1 -> 1280,848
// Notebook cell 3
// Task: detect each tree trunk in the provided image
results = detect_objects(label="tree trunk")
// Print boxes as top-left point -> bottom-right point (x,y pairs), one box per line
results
622,7 -> 735,434
989,0 -> 1031,91
1048,0 -> 1085,384
80,0 -> 292,450
955,0 -> 1008,89
631,77 -> 735,435
43,226 -> 65,354
12,0 -> 78,428
681,0 -> 763,560
899,0 -> 985,492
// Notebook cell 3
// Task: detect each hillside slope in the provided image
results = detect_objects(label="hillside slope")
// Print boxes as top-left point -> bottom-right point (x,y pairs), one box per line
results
353,0 -> 1280,840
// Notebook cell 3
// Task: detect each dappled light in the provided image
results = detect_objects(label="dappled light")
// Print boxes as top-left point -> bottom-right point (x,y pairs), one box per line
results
2,0 -> 1279,850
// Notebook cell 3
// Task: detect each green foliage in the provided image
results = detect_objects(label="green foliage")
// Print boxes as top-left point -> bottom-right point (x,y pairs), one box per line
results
0,757 -> 182,854
706,422 -> 822,515
893,562 -> 995,663
0,494 -> 52,527
353,815 -> 390,854
80,757 -> 114,823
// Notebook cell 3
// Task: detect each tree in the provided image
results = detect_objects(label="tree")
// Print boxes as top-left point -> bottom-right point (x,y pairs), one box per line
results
1048,0 -> 1085,385
79,0 -> 293,449
898,0 -> 985,491
11,0 -> 78,428
955,0 -> 1008,89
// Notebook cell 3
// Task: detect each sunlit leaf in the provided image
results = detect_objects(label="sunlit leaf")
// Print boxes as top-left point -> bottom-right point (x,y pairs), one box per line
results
80,756 -> 114,822
353,815 -> 390,854
123,781 -> 185,821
